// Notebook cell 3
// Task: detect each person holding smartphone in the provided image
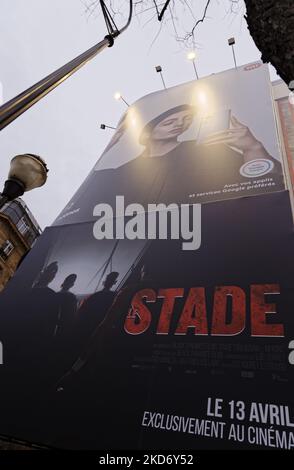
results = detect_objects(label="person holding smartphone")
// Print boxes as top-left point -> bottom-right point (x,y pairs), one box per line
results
111,104 -> 284,205
56,104 -> 284,225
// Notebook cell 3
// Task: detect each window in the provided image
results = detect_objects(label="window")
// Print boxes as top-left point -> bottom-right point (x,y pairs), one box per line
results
17,217 -> 30,236
0,240 -> 14,260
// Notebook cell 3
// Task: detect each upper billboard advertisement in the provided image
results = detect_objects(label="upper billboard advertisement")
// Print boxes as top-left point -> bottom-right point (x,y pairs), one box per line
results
55,62 -> 285,227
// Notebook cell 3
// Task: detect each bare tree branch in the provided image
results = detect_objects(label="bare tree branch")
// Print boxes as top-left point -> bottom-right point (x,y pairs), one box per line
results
186,0 -> 212,40
82,0 -> 294,85
158,0 -> 172,21
152,0 -> 160,18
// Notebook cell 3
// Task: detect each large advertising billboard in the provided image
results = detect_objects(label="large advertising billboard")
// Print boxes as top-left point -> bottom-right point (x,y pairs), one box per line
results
0,63 -> 293,451
55,62 -> 285,226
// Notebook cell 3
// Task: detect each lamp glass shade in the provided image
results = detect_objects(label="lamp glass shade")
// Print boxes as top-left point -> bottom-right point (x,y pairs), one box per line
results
8,154 -> 48,192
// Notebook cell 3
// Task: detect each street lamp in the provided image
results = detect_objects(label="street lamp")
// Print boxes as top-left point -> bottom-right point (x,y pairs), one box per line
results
155,65 -> 166,89
114,92 -> 129,107
0,154 -> 48,210
228,37 -> 237,69
187,51 -> 199,80
100,123 -> 116,130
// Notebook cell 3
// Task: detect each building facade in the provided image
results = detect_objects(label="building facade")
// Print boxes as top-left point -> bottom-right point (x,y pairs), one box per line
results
0,198 -> 41,291
273,79 -> 294,192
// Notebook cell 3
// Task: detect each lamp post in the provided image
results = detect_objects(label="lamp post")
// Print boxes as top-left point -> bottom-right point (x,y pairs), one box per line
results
0,1 -> 133,131
187,51 -> 199,80
0,154 -> 48,210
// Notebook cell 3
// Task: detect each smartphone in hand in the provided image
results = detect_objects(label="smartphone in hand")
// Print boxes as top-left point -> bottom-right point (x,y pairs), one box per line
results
197,108 -> 231,143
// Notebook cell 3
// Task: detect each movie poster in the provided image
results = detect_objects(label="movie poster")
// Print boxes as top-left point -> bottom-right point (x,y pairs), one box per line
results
0,64 -> 293,451
0,191 -> 294,450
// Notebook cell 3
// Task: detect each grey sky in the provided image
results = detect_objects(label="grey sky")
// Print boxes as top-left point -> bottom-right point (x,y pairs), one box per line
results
0,0 -> 279,228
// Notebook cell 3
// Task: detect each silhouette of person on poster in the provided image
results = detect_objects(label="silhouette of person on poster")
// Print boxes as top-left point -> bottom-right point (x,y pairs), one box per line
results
76,271 -> 119,349
56,264 -> 155,389
54,274 -> 78,338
